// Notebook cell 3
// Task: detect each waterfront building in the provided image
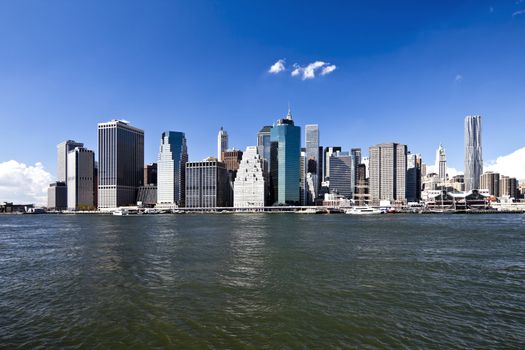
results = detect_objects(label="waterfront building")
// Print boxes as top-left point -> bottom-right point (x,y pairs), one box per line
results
305,124 -> 320,204
98,120 -> 144,208
185,160 -> 230,208
351,148 -> 362,191
137,185 -> 157,207
369,142 -> 407,205
406,153 -> 422,202
257,126 -> 272,164
299,149 -> 306,205
47,181 -> 67,210
329,151 -> 353,199
144,163 -> 157,185
57,140 -> 84,182
233,146 -> 266,207
67,147 -> 95,210
480,171 -> 500,197
217,127 -> 228,162
269,108 -> 301,205
435,144 -> 447,181
451,175 -> 465,192
464,115 -> 483,191
500,175 -> 518,198
323,146 -> 342,181
157,131 -> 188,207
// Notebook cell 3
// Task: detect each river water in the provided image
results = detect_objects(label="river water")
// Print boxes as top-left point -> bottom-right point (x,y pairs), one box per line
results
1,214 -> 524,349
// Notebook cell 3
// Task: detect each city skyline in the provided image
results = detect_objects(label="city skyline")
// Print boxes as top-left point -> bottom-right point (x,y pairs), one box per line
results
1,1 -> 525,204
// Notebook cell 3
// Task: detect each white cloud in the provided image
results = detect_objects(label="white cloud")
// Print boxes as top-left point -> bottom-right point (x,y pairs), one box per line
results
0,160 -> 53,205
455,74 -> 463,83
512,9 -> 525,17
290,61 -> 337,80
268,59 -> 286,74
321,64 -> 337,76
485,146 -> 525,181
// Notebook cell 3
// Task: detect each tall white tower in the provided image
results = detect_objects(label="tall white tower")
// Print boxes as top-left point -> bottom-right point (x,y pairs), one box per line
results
217,127 -> 228,161
435,144 -> 447,181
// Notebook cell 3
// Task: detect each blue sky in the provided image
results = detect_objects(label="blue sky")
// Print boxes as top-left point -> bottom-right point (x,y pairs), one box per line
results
1,0 -> 524,183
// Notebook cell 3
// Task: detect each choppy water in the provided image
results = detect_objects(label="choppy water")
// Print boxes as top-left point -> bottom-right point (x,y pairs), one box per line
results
0,214 -> 524,349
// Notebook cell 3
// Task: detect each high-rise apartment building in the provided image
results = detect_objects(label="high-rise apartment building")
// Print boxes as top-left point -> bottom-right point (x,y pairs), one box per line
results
98,120 -> 144,208
57,140 -> 84,182
233,146 -> 266,207
500,175 -> 518,198
369,143 -> 407,204
305,124 -> 320,204
157,131 -> 188,207
217,127 -> 228,161
480,171 -> 500,197
269,109 -> 301,205
464,115 -> 483,191
323,146 -> 342,181
435,144 -> 447,181
185,160 -> 230,208
329,151 -> 353,199
67,147 -> 95,210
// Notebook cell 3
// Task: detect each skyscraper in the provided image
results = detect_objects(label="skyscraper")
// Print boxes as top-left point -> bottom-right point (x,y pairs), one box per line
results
257,126 -> 272,164
329,151 -> 353,199
67,147 -> 95,210
406,153 -> 422,202
217,127 -> 228,161
57,140 -> 84,182
500,175 -> 518,198
144,163 -> 158,185
435,144 -> 447,181
323,146 -> 342,181
350,148 -> 362,194
369,143 -> 407,204
98,120 -> 144,208
270,108 -> 301,205
185,160 -> 230,208
157,131 -> 188,207
234,146 -> 266,207
305,124 -> 320,204
464,115 -> 483,192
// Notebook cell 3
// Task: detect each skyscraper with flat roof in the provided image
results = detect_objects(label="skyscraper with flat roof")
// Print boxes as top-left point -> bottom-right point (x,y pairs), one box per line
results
98,120 -> 144,208
157,131 -> 188,207
67,147 -> 95,210
305,124 -> 320,204
464,115 -> 483,192
369,142 -> 407,204
270,108 -> 301,205
329,151 -> 353,199
323,146 -> 342,181
57,140 -> 84,183
257,126 -> 272,164
480,171 -> 500,197
185,160 -> 230,207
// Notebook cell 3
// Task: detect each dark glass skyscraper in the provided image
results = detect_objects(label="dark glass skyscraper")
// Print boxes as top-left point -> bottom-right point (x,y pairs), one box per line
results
270,109 -> 301,205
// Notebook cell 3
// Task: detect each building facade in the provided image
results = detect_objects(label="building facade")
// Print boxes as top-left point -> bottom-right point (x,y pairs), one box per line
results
233,146 -> 266,207
185,160 -> 230,208
57,140 -> 84,182
369,142 -> 407,204
269,109 -> 301,205
157,131 -> 188,207
464,115 -> 483,191
257,126 -> 272,165
217,127 -> 228,161
47,182 -> 67,210
323,146 -> 342,181
500,175 -> 518,198
406,153 -> 422,202
98,120 -> 144,208
329,151 -> 353,199
435,144 -> 447,181
480,171 -> 500,197
305,124 -> 320,204
144,163 -> 157,185
67,147 -> 95,210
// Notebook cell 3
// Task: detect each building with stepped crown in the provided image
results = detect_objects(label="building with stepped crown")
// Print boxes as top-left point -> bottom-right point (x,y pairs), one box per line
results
435,144 -> 447,181
233,146 -> 266,207
217,127 -> 228,161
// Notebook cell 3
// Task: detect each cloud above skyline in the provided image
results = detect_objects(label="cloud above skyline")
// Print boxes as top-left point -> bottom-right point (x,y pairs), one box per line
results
268,59 -> 286,74
0,160 -> 53,205
485,146 -> 525,181
512,9 -> 525,17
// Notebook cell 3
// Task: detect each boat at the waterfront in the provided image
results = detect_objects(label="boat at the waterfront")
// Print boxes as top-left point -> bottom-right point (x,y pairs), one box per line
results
112,208 -> 129,216
345,206 -> 383,215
